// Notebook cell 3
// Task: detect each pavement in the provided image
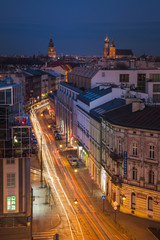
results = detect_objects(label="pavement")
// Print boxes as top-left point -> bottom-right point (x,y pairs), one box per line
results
31,155 -> 61,240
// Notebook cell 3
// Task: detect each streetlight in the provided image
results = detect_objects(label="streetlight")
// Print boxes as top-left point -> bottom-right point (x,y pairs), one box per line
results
74,168 -> 78,173
74,199 -> 78,205
91,176 -> 94,196
40,135 -> 43,188
113,201 -> 118,223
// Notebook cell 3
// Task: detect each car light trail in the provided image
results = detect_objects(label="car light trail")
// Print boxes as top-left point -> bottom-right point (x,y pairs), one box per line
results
30,108 -> 85,240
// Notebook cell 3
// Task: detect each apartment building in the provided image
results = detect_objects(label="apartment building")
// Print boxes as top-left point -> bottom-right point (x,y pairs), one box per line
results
101,101 -> 160,221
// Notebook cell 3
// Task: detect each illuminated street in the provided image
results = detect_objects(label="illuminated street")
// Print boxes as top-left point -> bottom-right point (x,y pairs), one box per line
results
30,102 -> 131,240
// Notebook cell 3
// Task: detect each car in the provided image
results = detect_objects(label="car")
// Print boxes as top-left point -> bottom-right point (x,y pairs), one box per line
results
70,158 -> 78,166
54,130 -> 59,135
55,133 -> 61,140
67,155 -> 72,161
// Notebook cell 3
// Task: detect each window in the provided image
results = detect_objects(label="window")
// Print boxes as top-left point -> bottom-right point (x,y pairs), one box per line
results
131,192 -> 136,209
149,170 -> 154,184
132,167 -> 137,180
132,142 -> 138,156
137,74 -> 146,93
118,139 -> 122,155
6,158 -> 15,164
102,72 -> 105,77
148,197 -> 153,211
7,173 -> 15,188
149,145 -> 155,160
150,74 -> 160,82
153,84 -> 160,92
7,196 -> 16,211
120,74 -> 129,82
153,94 -> 160,103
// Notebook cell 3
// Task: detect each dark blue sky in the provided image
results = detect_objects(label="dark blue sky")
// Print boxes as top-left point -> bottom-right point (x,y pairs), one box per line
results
1,0 -> 160,57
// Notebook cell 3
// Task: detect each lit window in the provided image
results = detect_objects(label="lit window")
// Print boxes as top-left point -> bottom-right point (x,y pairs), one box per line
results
132,142 -> 138,156
7,173 -> 15,188
149,145 -> 155,160
7,196 -> 16,211
132,167 -> 137,180
148,197 -> 153,211
149,170 -> 154,184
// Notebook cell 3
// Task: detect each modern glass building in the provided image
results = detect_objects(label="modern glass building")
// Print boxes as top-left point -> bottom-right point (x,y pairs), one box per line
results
0,77 -> 31,231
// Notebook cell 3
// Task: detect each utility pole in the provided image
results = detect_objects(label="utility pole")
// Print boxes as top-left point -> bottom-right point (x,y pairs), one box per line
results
41,135 -> 43,187
66,115 -> 68,147
31,187 -> 33,240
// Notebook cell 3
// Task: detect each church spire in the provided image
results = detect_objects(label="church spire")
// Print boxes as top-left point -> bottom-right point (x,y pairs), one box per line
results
105,34 -> 109,43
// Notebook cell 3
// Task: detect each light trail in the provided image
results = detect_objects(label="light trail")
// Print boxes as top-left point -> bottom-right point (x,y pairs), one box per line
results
30,108 -> 85,240
31,103 -> 128,240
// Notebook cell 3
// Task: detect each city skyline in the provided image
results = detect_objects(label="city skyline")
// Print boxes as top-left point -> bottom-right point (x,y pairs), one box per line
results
1,0 -> 160,56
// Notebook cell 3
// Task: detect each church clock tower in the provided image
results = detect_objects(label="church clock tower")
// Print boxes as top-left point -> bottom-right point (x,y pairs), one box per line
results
47,36 -> 56,59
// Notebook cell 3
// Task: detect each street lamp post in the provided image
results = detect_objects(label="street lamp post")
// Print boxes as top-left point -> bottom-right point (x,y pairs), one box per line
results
66,116 -> 68,147
40,135 -> 43,188
91,176 -> 94,196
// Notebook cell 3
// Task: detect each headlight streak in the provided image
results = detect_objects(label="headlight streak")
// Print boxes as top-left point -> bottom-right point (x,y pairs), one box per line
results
30,109 -> 85,240
31,103 -> 127,240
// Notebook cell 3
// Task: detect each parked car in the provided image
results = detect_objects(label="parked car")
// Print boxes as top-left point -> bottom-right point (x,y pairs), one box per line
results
70,158 -> 78,166
55,133 -> 61,140
67,155 -> 73,161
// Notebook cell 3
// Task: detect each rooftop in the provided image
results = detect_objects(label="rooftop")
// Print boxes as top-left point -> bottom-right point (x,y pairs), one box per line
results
68,67 -> 98,78
90,98 -> 126,122
103,104 -> 160,131
78,86 -> 112,105
60,82 -> 84,94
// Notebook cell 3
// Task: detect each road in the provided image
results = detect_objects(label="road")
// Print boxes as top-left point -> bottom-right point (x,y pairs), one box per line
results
30,102 -> 129,240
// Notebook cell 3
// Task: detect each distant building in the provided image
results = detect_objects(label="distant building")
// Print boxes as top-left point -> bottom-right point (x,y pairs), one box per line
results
103,34 -> 133,59
47,36 -> 56,59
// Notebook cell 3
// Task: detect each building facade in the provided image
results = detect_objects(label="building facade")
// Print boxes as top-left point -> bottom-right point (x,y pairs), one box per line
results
0,77 -> 31,229
101,101 -> 160,221
103,34 -> 133,59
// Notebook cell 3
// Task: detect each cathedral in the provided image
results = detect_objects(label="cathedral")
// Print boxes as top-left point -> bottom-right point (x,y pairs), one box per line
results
103,34 -> 133,59
47,36 -> 56,59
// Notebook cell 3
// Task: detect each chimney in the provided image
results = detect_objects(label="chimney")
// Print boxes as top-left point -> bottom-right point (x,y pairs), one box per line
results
132,101 -> 145,112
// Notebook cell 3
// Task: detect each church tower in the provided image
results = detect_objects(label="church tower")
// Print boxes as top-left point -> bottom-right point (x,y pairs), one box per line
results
47,36 -> 56,59
103,34 -> 110,58
109,40 -> 116,59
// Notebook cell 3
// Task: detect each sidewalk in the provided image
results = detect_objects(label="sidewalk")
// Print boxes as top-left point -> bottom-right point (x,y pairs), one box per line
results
31,155 -> 61,239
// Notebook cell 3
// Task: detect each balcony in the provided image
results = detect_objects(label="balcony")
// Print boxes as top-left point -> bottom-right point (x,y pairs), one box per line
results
109,152 -> 123,161
111,174 -> 123,187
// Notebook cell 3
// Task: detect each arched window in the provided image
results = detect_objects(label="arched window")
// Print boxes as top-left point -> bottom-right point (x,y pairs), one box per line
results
148,197 -> 153,211
149,170 -> 154,184
149,145 -> 155,160
132,167 -> 137,180
132,142 -> 138,156
118,139 -> 122,155
131,192 -> 136,209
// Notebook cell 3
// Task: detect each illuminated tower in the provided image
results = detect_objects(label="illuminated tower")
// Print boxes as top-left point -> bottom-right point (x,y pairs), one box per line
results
109,40 -> 116,59
103,34 -> 109,58
47,36 -> 56,59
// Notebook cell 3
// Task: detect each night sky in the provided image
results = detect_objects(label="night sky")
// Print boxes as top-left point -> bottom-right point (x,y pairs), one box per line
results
1,0 -> 160,57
